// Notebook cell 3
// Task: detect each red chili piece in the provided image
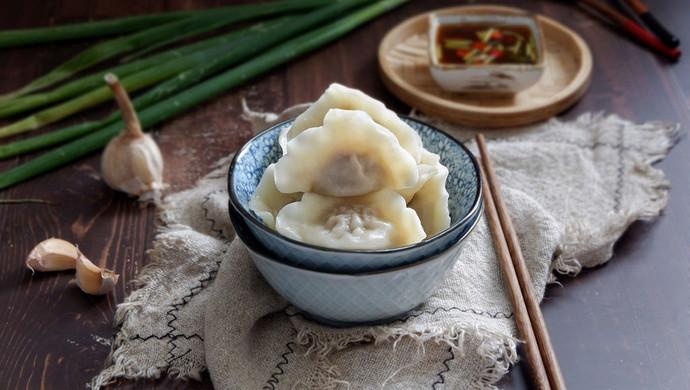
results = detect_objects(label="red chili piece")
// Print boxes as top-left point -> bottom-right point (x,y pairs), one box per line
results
456,49 -> 471,57
472,41 -> 487,50
489,49 -> 504,58
491,31 -> 504,39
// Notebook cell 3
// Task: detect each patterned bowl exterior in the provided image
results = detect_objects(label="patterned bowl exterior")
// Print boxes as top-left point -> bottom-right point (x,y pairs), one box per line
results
230,207 -> 481,326
228,116 -> 482,274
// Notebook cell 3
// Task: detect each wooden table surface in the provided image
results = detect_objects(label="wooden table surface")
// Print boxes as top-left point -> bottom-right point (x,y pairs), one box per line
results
1,0 -> 688,389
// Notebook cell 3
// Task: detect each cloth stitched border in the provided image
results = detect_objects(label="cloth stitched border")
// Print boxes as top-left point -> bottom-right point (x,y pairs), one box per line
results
91,105 -> 678,389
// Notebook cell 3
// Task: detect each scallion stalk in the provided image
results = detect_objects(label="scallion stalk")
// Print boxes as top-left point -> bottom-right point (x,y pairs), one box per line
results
0,5 -> 280,48
0,19 -> 281,118
0,42 -> 234,138
0,19 -> 299,138
0,0 -> 369,139
0,0 -> 372,154
0,0 -> 335,101
0,121 -> 103,159
0,0 -> 409,190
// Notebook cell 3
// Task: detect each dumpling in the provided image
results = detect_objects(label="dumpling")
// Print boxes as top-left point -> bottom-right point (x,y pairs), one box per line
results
274,108 -> 418,197
396,163 -> 438,203
279,83 -> 423,162
275,190 -> 426,250
248,164 -> 302,229
407,149 -> 451,238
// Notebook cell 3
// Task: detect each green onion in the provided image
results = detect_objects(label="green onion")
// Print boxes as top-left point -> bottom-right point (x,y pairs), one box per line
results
0,42 -> 236,138
0,0 -> 335,101
0,6 -> 268,48
526,36 -> 537,62
477,28 -> 495,43
0,18 -> 301,138
0,121 -> 103,159
443,39 -> 472,50
0,0 -> 409,190
0,0 -> 366,139
464,48 -> 479,63
0,0 -> 371,155
0,20 -> 278,118
0,198 -> 54,204
511,40 -> 523,55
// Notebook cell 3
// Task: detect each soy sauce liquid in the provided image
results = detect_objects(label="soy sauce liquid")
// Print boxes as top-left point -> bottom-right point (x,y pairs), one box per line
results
436,24 -> 536,65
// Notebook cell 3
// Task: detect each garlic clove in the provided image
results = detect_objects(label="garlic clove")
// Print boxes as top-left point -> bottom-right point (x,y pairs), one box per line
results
26,238 -> 79,274
74,250 -> 119,295
101,73 -> 164,197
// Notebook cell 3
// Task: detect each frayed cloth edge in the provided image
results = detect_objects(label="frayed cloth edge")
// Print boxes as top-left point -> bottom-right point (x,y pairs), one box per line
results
89,172 -> 228,389
89,233 -> 211,389
549,114 -> 677,279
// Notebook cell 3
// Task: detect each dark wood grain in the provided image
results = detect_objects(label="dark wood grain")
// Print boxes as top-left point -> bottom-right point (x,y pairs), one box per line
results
1,1 -> 688,389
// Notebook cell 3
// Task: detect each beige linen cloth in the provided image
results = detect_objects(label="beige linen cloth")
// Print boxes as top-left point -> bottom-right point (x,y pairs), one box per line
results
91,104 -> 677,389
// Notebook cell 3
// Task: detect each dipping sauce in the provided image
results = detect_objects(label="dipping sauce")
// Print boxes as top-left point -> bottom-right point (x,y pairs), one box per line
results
435,24 -> 538,65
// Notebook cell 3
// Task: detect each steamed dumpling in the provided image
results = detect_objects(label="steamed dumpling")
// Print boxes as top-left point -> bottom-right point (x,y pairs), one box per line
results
274,109 -> 418,197
407,149 -> 450,238
248,164 -> 302,229
279,83 -> 423,162
275,190 -> 426,250
396,163 -> 438,203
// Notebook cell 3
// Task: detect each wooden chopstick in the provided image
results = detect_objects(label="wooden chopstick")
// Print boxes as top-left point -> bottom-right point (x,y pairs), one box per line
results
476,133 -> 566,390
479,164 -> 551,390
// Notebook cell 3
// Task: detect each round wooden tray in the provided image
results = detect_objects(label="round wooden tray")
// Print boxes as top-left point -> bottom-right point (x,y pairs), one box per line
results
378,5 -> 593,128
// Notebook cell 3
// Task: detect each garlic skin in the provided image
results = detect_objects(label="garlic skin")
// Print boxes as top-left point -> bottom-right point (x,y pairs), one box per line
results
75,250 -> 119,295
26,238 -> 78,274
101,73 -> 164,197
101,132 -> 164,195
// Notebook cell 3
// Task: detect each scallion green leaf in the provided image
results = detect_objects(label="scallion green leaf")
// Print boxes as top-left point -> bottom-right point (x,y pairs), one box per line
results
0,19 -> 280,118
0,0 -> 336,101
0,0 -> 409,189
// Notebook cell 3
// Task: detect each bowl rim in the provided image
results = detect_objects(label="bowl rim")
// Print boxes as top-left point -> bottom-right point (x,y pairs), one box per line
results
230,203 -> 482,277
228,115 -> 483,256
427,11 -> 546,70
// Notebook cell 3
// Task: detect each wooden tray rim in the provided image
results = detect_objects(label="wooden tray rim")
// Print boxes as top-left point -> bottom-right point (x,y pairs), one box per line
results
378,5 -> 594,127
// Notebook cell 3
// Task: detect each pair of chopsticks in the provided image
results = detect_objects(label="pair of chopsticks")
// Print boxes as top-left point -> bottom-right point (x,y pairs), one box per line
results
576,0 -> 681,60
476,134 -> 566,390
623,0 -> 679,48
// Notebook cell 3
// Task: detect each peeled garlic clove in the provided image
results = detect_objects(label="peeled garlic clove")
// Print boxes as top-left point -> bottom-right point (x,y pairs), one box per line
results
26,238 -> 79,274
75,250 -> 119,295
101,73 -> 164,196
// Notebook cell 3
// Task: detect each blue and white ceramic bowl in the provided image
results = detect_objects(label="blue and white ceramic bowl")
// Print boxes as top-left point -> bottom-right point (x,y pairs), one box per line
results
230,207 -> 480,326
228,116 -> 482,273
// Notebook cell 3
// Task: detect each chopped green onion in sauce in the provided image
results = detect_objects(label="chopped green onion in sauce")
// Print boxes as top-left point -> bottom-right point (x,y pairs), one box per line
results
436,24 -> 538,65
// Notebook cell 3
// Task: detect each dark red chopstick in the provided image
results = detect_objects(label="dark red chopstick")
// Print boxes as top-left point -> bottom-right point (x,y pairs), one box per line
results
624,0 -> 679,48
579,0 -> 681,61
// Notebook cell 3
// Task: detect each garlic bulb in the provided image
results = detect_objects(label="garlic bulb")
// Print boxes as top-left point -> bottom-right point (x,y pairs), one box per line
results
101,73 -> 164,196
